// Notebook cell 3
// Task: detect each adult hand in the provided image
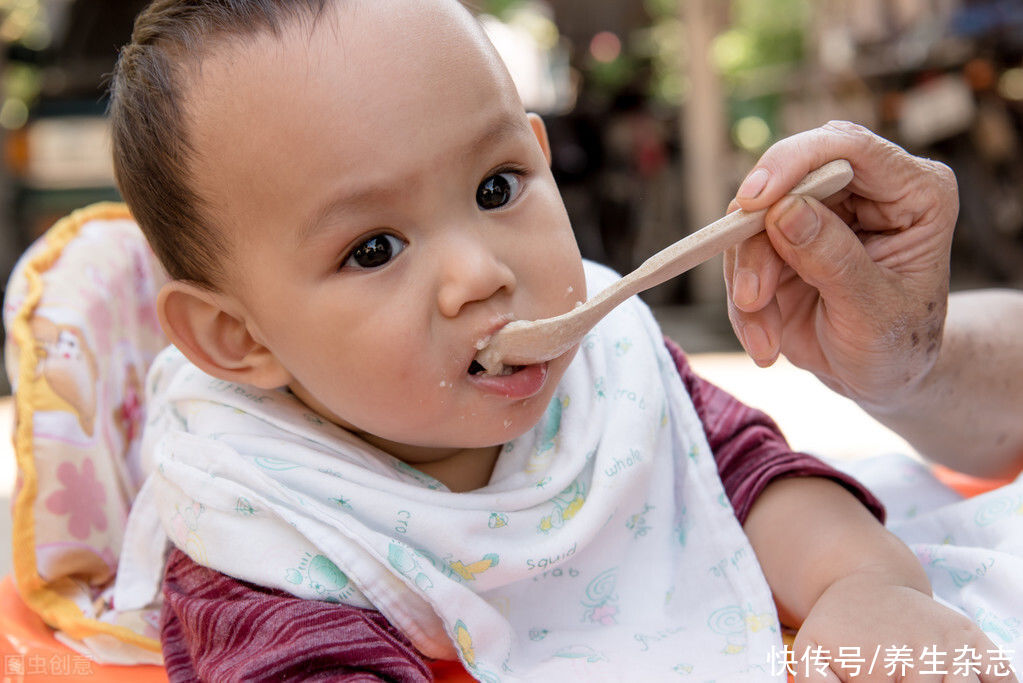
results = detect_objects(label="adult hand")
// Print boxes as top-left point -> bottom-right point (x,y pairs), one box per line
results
724,121 -> 958,410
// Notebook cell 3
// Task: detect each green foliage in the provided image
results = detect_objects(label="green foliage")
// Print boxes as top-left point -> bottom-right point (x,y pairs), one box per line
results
479,0 -> 527,21
719,0 -> 808,149
715,0 -> 809,81
586,52 -> 642,95
644,0 -> 679,20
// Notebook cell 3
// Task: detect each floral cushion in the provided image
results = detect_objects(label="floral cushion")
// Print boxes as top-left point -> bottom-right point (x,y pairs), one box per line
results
3,203 -> 168,662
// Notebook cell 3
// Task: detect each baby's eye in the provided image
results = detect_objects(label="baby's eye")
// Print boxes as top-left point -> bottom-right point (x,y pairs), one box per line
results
476,172 -> 522,210
342,233 -> 407,270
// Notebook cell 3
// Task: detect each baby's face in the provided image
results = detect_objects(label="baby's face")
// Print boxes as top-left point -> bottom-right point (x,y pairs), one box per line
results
185,0 -> 585,467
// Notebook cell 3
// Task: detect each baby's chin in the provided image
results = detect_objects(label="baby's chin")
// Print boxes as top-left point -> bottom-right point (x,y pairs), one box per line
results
389,396 -> 562,457
287,393 -> 544,456
402,410 -> 548,453
288,351 -> 575,455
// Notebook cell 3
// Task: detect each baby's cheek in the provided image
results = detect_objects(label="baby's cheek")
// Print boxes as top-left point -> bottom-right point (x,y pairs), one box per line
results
549,264 -> 587,313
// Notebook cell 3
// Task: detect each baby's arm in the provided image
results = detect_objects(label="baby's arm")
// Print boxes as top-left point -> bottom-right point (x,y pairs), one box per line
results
745,476 -> 1014,682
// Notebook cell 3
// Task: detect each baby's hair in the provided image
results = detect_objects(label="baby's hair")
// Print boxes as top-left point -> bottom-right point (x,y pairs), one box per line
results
109,0 -> 330,290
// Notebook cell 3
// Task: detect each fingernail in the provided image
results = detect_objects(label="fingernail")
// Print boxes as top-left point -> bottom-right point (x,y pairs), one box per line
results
733,269 -> 759,308
743,323 -> 771,361
737,168 -> 769,199
775,196 -> 820,246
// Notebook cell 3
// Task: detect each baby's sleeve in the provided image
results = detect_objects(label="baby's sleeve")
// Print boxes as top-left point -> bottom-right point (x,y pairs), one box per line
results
663,337 -> 885,526
160,548 -> 432,682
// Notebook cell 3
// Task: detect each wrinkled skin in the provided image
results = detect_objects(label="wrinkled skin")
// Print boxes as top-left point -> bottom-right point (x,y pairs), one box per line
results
724,121 -> 957,412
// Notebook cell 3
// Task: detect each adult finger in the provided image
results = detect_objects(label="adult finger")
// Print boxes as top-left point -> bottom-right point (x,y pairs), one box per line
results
723,232 -> 785,365
762,194 -> 885,309
733,121 -> 950,214
725,291 -> 782,367
728,230 -> 786,313
722,200 -> 741,293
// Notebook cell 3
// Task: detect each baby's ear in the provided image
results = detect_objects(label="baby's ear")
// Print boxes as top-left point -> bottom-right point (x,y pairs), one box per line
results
527,112 -> 552,166
157,280 -> 293,389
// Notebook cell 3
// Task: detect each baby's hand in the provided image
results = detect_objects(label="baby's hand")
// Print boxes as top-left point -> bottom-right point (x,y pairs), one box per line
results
790,572 -> 1017,682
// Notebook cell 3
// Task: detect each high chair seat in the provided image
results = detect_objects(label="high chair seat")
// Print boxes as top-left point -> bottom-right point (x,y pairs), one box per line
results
4,203 -> 168,663
0,575 -> 167,682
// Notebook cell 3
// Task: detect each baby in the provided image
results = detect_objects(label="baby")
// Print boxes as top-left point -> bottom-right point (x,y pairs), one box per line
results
109,0 -> 1008,681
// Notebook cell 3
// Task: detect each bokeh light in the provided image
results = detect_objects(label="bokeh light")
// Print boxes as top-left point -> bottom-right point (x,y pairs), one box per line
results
589,31 -> 622,64
712,29 -> 752,73
998,67 -> 1023,101
733,115 -> 771,151
0,98 -> 28,130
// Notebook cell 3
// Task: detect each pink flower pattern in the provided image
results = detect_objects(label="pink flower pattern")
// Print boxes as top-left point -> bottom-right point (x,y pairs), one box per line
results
117,383 -> 144,444
45,458 -> 108,540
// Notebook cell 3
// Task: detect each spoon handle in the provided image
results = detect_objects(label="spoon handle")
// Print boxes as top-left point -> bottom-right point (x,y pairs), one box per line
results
578,204 -> 769,324
477,159 -> 854,371
612,158 -> 854,301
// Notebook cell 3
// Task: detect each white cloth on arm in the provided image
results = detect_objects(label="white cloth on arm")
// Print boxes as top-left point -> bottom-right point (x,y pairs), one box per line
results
117,260 -> 784,681
835,454 -> 1023,674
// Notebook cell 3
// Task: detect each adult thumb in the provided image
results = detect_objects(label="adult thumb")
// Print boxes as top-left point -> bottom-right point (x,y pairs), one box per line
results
764,195 -> 884,306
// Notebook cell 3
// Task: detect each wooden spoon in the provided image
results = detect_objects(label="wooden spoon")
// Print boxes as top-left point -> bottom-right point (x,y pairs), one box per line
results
474,159 -> 854,374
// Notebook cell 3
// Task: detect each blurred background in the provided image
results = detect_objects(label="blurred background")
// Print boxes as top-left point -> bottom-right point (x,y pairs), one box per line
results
0,0 -> 1022,361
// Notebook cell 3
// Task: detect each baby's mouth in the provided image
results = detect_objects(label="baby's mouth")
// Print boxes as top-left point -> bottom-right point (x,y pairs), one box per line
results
466,358 -> 549,399
468,359 -> 522,377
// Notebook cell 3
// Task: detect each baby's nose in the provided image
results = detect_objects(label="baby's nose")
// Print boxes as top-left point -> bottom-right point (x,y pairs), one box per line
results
436,240 -> 516,317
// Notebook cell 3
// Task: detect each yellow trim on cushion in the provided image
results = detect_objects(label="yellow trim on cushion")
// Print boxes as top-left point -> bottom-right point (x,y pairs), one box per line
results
9,202 -> 162,653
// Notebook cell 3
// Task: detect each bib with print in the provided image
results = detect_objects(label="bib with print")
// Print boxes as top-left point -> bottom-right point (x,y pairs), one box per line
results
119,261 -> 784,681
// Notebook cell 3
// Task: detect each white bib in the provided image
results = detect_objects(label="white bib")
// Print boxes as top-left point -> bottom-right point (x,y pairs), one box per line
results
119,261 -> 783,681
